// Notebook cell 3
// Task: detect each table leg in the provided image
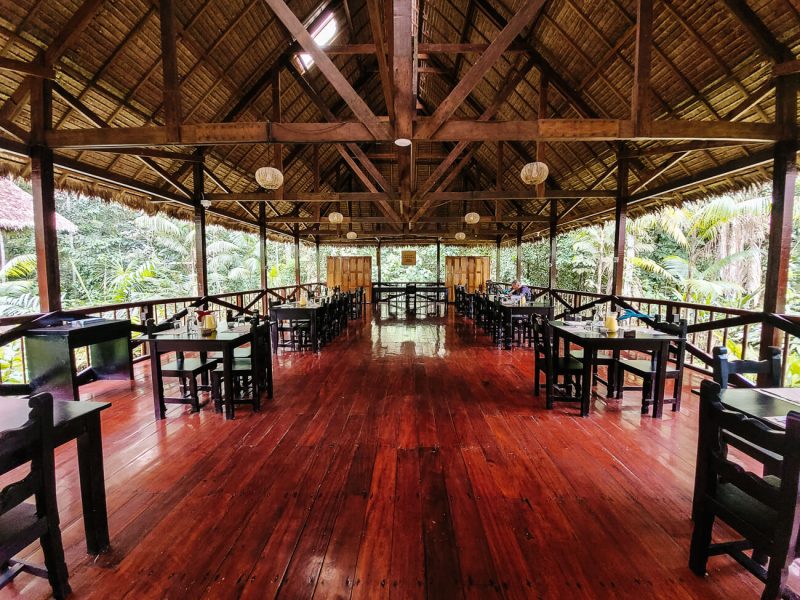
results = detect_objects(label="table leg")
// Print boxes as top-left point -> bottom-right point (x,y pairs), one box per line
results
149,344 -> 165,419
77,414 -> 109,554
652,341 -> 669,418
223,348 -> 234,420
580,348 -> 596,417
504,310 -> 513,350
311,315 -> 318,352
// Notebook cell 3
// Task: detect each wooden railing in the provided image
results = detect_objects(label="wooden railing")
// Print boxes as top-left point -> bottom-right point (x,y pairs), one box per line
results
528,286 -> 800,386
0,282 -> 325,383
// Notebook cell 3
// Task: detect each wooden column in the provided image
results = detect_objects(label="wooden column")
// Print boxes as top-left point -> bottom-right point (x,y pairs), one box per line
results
631,0 -> 653,137
259,203 -> 268,312
315,236 -> 321,283
29,78 -> 61,312
436,239 -> 441,284
515,223 -> 522,281
193,152 -> 208,297
548,198 -> 557,290
495,236 -> 501,281
760,74 -> 798,370
159,0 -> 182,142
377,240 -> 382,288
611,148 -> 629,296
293,226 -> 301,287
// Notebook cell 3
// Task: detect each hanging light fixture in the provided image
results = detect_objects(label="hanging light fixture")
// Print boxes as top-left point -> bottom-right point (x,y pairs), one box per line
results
455,232 -> 466,241
520,162 -> 549,185
346,231 -> 357,240
464,212 -> 480,225
394,138 -> 412,147
254,166 -> 284,189
328,211 -> 344,224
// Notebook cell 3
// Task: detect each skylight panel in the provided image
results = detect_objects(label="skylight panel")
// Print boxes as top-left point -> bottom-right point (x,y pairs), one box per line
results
299,17 -> 338,69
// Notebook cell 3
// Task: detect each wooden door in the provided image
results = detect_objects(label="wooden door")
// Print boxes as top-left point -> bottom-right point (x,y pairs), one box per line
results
327,256 -> 372,302
445,256 -> 490,301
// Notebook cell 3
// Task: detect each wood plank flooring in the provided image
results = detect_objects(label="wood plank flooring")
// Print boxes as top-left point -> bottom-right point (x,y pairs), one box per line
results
1,306 -> 781,599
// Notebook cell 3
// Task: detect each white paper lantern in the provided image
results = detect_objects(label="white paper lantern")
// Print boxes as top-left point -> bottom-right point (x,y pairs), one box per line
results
520,162 -> 548,185
455,231 -> 466,241
254,166 -> 284,190
346,231 -> 357,240
328,211 -> 344,224
464,212 -> 480,225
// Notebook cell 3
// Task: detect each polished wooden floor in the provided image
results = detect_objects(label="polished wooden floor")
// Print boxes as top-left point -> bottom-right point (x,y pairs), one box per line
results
3,305 -> 783,599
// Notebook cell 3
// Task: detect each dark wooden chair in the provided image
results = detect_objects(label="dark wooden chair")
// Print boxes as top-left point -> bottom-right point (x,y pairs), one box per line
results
690,380 -> 800,600
532,317 -> 584,410
712,345 -> 785,481
147,318 -> 217,412
713,346 -> 782,389
0,393 -> 70,599
211,313 -> 272,418
615,318 -> 688,415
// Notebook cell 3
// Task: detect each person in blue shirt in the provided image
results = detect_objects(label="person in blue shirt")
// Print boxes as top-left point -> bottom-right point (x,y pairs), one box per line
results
510,280 -> 531,298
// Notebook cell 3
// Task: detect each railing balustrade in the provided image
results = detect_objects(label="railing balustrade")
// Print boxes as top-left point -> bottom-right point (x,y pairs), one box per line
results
0,282 -> 325,384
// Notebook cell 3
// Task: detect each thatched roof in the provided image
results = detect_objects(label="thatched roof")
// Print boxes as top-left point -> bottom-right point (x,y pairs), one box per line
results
0,0 -> 797,244
0,177 -> 77,233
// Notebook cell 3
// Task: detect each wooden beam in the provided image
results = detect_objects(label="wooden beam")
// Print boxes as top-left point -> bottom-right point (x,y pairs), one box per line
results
631,0 -> 653,136
159,0 -> 182,142
774,59 -> 800,77
262,0 -> 385,139
623,140 -> 748,157
29,79 -> 61,312
0,58 -> 55,79
630,147 -> 773,202
86,146 -> 202,162
40,118 -> 780,149
415,0 -> 548,138
367,0 -> 393,120
393,0 -> 414,215
720,0 -> 793,62
548,198 -> 557,289
417,42 -> 529,54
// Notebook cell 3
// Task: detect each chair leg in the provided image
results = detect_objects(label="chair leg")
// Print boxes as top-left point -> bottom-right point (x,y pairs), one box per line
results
545,371 -> 554,410
534,364 -> 540,396
762,556 -> 792,600
641,375 -> 652,415
212,374 -> 222,413
189,376 -> 199,412
673,376 -> 683,412
615,365 -> 624,400
40,528 -> 71,600
688,508 -> 715,576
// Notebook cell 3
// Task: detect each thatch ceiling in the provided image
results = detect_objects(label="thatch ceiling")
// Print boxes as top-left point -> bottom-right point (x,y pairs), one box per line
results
0,0 -> 797,244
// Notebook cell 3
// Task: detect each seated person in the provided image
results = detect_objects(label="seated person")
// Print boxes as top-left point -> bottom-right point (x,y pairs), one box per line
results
509,280 -> 531,298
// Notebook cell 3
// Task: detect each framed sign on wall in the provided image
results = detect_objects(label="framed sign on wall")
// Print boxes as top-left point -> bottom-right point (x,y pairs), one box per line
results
401,250 -> 416,266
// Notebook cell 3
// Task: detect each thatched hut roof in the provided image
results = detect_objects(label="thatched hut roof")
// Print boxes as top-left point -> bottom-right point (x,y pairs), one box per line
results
0,0 -> 797,244
0,177 -> 77,233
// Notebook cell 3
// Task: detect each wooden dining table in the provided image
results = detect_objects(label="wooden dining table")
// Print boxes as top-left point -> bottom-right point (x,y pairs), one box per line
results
270,302 -> 323,352
0,397 -> 111,554
720,387 -> 800,428
550,321 -> 682,417
499,302 -> 553,349
140,325 -> 268,420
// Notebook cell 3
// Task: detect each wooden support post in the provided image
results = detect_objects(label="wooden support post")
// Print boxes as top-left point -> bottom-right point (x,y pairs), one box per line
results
315,236 -> 321,283
495,236 -> 501,281
293,226 -> 301,288
549,198 -> 557,290
436,239 -> 441,285
631,0 -> 653,137
377,240 -> 382,289
760,74 -> 798,376
193,151 -> 208,297
516,223 -> 522,281
29,78 -> 60,312
272,69 -> 284,202
612,148 -> 629,296
159,0 -> 182,142
259,203 -> 268,311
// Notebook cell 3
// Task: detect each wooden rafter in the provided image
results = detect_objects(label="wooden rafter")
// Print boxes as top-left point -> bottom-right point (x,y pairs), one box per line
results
158,0 -> 182,142
415,0 -> 548,139
262,0 -> 385,140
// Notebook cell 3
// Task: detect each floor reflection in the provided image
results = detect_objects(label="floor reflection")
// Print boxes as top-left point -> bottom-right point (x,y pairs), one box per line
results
370,303 -> 447,358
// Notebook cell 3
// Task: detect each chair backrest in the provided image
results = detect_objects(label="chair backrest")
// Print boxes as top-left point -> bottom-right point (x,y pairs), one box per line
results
0,393 -> 57,522
647,318 -> 688,370
696,380 -> 800,542
531,317 -> 554,367
712,346 -> 782,389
